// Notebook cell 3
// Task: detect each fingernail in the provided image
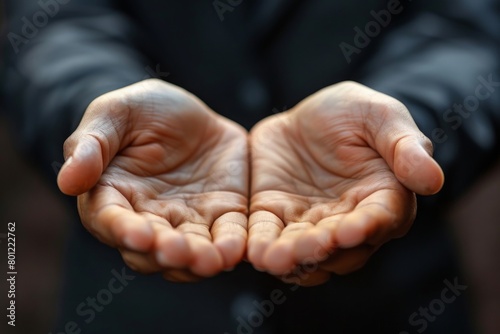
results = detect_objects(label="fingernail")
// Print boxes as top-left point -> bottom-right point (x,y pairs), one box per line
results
59,157 -> 74,175
123,236 -> 139,250
156,251 -> 169,266
64,156 -> 73,166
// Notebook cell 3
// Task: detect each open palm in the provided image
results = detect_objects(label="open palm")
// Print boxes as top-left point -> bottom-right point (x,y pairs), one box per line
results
58,80 -> 443,285
247,82 -> 444,286
58,79 -> 248,281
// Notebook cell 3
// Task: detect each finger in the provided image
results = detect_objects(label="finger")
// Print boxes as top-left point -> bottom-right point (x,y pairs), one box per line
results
58,95 -> 128,196
363,95 -> 444,195
154,227 -> 193,269
142,214 -> 194,268
177,222 -> 224,277
211,212 -> 247,269
247,211 -> 284,269
334,189 -> 415,248
294,226 -> 336,264
263,222 -> 315,275
58,136 -> 105,196
393,135 -> 445,195
79,186 -> 154,252
319,245 -> 375,274
119,248 -> 162,274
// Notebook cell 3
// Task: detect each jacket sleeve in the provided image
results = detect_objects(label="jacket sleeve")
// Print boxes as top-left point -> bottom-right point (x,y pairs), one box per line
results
355,0 -> 500,204
1,0 -> 149,178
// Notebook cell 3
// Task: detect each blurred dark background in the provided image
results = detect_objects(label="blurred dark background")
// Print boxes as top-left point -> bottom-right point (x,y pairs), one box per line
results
0,3 -> 69,332
0,0 -> 499,333
0,117 -> 71,333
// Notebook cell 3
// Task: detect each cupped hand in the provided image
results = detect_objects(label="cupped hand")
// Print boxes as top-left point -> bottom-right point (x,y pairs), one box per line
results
57,79 -> 249,282
247,81 -> 444,286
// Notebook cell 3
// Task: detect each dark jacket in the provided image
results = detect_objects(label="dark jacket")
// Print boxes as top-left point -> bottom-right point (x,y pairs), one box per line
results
1,1 -> 499,333
3,0 -> 500,197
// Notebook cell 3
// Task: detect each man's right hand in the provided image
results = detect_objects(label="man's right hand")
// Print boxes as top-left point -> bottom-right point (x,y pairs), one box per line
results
57,79 -> 249,282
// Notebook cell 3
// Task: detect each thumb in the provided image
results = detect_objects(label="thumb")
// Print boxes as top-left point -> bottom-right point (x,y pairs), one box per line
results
367,100 -> 444,195
57,97 -> 127,196
392,135 -> 444,195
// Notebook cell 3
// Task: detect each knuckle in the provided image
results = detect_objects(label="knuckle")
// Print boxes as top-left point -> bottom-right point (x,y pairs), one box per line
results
336,80 -> 361,91
420,135 -> 435,156
370,98 -> 408,119
62,136 -> 76,158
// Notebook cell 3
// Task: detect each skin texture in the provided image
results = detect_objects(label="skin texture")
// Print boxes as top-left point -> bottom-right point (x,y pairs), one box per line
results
58,79 -> 249,281
58,79 -> 444,285
247,82 -> 444,285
